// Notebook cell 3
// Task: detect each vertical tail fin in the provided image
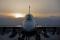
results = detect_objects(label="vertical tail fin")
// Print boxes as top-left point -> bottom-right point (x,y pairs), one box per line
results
29,5 -> 30,14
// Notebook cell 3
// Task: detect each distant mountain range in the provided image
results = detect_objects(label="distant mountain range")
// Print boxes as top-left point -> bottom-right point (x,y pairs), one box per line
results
36,16 -> 60,26
0,16 -> 60,26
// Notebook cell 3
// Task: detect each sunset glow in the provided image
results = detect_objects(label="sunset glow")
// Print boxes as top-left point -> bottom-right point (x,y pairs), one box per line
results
0,0 -> 60,17
12,13 -> 25,18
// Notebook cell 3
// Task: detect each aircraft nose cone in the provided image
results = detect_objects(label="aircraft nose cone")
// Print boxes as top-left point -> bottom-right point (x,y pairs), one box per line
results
23,21 -> 34,31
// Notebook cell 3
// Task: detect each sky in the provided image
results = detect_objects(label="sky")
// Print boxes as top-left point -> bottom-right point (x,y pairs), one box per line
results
0,0 -> 60,17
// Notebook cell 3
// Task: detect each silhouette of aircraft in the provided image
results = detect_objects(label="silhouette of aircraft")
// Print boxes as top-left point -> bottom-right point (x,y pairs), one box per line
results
0,5 -> 58,40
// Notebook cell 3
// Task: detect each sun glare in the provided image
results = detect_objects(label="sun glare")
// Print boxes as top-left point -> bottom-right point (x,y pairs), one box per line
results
13,13 -> 25,18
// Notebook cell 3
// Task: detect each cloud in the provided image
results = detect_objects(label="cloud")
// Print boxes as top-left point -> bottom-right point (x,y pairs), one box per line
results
0,0 -> 60,16
30,0 -> 60,13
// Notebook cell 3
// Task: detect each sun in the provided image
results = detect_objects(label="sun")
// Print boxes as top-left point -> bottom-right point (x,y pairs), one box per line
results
15,13 -> 22,18
13,13 -> 25,18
